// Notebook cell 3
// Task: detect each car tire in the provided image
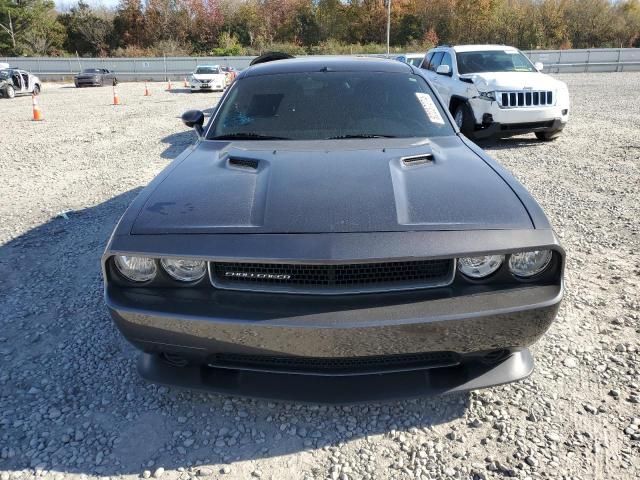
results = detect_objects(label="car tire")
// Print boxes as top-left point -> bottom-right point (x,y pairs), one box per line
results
33,84 -> 40,96
453,103 -> 476,138
113,78 -> 118,86
6,85 -> 15,98
99,78 -> 104,87
535,129 -> 563,141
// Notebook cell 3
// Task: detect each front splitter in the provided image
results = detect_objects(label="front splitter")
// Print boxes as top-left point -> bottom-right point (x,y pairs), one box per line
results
137,349 -> 534,404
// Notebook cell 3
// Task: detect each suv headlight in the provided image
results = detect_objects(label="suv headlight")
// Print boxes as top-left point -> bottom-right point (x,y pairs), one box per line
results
114,255 -> 157,282
478,91 -> 496,101
458,255 -> 504,279
161,258 -> 207,282
508,250 -> 553,278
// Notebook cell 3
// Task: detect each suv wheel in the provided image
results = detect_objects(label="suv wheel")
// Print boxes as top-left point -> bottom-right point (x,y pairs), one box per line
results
6,85 -> 15,98
535,130 -> 563,141
453,103 -> 475,137
33,84 -> 40,96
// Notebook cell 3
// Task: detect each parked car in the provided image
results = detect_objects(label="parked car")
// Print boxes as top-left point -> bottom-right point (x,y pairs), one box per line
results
103,56 -> 564,403
189,65 -> 226,92
395,53 -> 425,67
74,68 -> 117,87
421,44 -> 570,140
0,67 -> 41,98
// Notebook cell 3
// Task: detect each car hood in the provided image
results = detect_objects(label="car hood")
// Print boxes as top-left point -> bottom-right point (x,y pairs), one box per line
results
131,136 -> 532,235
193,74 -> 225,81
462,71 -> 560,91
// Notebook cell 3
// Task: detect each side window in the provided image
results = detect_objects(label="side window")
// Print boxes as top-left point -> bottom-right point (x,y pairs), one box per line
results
428,52 -> 444,72
440,53 -> 453,72
420,52 -> 434,70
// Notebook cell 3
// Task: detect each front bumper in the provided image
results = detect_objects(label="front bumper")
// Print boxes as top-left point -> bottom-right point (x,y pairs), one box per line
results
468,99 -> 569,138
473,118 -> 566,140
107,281 -> 561,400
190,82 -> 224,91
75,78 -> 102,87
137,348 -> 535,403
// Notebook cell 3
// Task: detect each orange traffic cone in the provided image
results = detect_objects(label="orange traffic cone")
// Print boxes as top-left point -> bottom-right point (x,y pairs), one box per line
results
144,82 -> 151,96
32,94 -> 43,121
113,86 -> 120,105
166,79 -> 172,91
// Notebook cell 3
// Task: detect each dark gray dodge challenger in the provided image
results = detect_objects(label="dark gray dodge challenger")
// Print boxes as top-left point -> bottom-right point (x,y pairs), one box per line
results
103,57 -> 564,402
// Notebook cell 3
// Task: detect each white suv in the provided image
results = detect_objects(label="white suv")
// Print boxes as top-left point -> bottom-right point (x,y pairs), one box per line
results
420,45 -> 570,140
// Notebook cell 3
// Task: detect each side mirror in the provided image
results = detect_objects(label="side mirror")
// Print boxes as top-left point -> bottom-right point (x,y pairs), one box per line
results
182,110 -> 205,137
436,64 -> 451,76
534,62 -> 544,71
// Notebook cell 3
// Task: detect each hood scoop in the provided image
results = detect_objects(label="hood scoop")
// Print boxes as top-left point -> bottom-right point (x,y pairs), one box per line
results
401,153 -> 434,167
228,157 -> 260,171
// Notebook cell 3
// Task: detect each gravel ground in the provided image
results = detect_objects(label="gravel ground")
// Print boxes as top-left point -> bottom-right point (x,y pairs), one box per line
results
1,74 -> 639,480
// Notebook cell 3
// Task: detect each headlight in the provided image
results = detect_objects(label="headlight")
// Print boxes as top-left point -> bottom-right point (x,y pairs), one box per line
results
508,250 -> 552,278
114,255 -> 157,282
160,258 -> 207,282
458,255 -> 504,279
478,91 -> 496,101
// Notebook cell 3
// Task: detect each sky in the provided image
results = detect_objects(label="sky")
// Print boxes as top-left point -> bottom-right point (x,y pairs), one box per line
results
55,0 -> 120,11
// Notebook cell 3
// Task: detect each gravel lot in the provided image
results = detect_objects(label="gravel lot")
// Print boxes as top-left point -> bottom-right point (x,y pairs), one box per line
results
1,74 -> 639,480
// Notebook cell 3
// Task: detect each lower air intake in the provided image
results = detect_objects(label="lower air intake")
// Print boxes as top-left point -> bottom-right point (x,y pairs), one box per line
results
208,351 -> 461,375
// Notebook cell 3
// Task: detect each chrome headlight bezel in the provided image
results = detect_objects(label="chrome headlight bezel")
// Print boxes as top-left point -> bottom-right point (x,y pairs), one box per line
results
508,250 -> 553,278
113,255 -> 157,283
457,255 -> 505,279
160,257 -> 207,282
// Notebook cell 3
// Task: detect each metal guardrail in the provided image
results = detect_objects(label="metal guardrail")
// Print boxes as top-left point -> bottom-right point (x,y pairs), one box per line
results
523,48 -> 640,73
2,48 -> 640,80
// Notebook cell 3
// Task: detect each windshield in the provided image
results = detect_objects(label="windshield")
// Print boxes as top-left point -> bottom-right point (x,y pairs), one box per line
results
82,68 -> 102,74
195,66 -> 219,74
457,50 -> 536,74
406,57 -> 423,67
209,71 -> 453,140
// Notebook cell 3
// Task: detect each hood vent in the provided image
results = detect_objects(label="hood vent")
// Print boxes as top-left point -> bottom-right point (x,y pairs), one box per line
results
401,154 -> 434,167
228,157 -> 260,170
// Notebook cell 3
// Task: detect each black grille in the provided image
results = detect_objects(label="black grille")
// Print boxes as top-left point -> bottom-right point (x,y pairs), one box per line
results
210,259 -> 454,293
500,90 -> 554,108
208,351 -> 460,375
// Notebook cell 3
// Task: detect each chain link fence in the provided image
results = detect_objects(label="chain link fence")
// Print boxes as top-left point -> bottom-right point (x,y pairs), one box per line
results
2,49 -> 640,81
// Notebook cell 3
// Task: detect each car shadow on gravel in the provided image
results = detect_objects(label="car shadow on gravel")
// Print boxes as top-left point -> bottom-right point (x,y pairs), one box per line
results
160,130 -> 198,159
0,189 -> 470,477
475,136 -> 543,150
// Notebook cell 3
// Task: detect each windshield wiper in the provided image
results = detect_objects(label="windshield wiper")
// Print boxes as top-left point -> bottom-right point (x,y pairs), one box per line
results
326,134 -> 397,139
210,133 -> 289,140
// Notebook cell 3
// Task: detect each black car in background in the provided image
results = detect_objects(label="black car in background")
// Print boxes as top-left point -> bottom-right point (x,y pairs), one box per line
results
103,56 -> 564,402
74,68 -> 118,87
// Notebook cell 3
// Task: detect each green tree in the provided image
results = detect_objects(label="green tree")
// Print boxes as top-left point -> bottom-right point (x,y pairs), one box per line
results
59,1 -> 113,56
0,0 -> 64,55
112,0 -> 145,48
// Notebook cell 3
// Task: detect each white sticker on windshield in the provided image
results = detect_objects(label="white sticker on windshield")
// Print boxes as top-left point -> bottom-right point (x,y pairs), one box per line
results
416,93 -> 445,125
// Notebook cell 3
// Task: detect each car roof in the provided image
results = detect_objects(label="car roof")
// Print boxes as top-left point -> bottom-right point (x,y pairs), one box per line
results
449,45 -> 519,53
240,56 -> 412,78
196,65 -> 219,69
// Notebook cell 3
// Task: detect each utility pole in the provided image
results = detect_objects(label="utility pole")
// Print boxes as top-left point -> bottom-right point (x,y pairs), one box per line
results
385,0 -> 391,56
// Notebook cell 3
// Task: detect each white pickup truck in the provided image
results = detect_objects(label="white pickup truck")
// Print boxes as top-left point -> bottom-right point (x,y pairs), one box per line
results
420,45 -> 570,140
